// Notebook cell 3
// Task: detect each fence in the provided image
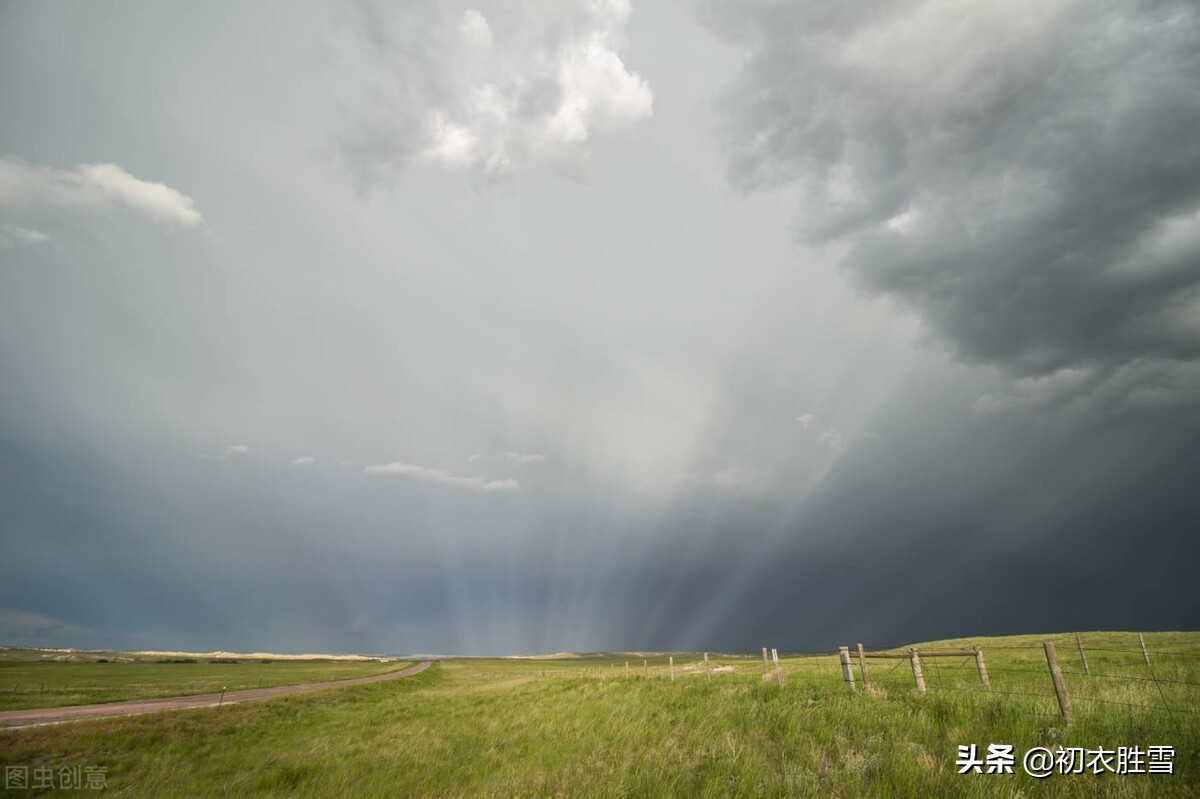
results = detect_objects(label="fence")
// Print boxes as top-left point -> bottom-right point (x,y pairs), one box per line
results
522,632 -> 1200,727
820,632 -> 1200,724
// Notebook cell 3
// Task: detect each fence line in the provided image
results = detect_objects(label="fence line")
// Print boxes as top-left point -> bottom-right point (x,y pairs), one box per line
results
509,632 -> 1198,729
829,631 -> 1200,724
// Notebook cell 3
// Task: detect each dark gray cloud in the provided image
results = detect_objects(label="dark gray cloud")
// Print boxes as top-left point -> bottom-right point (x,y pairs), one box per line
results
696,0 -> 1200,413
697,365 -> 1200,651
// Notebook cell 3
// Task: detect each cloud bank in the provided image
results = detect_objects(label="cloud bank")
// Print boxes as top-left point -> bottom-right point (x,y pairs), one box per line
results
343,0 -> 653,181
365,461 -> 520,492
697,0 -> 1200,413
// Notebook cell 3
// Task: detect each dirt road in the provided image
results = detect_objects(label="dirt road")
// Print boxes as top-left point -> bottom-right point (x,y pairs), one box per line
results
0,660 -> 432,729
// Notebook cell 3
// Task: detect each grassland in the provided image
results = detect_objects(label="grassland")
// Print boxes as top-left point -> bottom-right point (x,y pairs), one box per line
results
0,632 -> 1197,797
0,650 -> 406,712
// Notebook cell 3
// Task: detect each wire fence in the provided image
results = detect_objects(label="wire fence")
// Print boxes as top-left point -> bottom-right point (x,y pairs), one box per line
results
511,633 -> 1200,727
815,632 -> 1200,724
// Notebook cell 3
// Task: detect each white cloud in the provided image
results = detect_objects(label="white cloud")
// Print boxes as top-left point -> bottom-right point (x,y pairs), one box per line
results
199,444 -> 250,461
708,465 -> 756,489
0,222 -> 49,248
0,157 -> 203,227
345,1 -> 653,181
795,413 -> 815,430
290,456 -> 315,466
818,429 -> 842,448
468,451 -> 546,464
364,461 -> 521,492
459,9 -> 494,51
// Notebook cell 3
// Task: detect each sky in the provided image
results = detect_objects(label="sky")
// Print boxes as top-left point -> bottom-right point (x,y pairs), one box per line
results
1,0 -> 1198,656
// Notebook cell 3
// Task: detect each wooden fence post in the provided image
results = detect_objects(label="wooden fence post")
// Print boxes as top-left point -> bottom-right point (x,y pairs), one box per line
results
644,659 -> 648,680
704,652 -> 711,681
974,646 -> 990,689
772,648 -> 784,686
909,649 -> 927,694
1074,633 -> 1090,676
762,647 -> 770,675
625,661 -> 629,679
856,643 -> 870,686
839,647 -> 857,692
669,656 -> 675,681
1043,642 -> 1073,723
1138,633 -> 1151,668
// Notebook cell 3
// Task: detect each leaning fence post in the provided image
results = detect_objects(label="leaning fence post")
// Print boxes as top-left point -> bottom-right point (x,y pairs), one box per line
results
669,656 -> 675,681
1074,633 -> 1090,676
839,647 -> 857,692
974,646 -> 990,689
909,649 -> 927,694
762,647 -> 770,675
771,648 -> 785,686
1043,642 -> 1073,723
856,643 -> 870,686
1138,633 -> 1151,668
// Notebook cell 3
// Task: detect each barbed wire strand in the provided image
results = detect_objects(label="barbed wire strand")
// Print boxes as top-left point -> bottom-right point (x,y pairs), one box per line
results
1060,670 -> 1200,688
1071,695 -> 1200,717
1141,651 -> 1180,724
927,684 -> 1057,702
875,656 -> 911,686
1080,648 -> 1200,658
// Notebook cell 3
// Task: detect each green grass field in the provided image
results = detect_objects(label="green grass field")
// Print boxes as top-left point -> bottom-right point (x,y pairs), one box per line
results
0,651 -> 407,712
1,632 -> 1197,797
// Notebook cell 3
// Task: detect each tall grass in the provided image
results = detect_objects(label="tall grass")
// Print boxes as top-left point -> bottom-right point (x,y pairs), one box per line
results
0,633 -> 1196,797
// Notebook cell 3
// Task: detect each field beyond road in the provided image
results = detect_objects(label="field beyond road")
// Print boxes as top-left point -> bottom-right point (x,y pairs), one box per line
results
1,632 -> 1197,797
0,651 -> 406,712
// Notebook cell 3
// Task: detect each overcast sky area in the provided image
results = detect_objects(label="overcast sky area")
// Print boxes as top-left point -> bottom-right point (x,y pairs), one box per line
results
2,0 -> 1198,656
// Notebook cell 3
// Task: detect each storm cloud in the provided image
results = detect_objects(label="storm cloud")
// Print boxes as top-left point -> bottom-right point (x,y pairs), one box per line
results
1,1 -> 1197,657
696,0 -> 1200,414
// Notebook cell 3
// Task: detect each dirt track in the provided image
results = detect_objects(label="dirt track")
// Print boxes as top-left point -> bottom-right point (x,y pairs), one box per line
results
0,660 -> 432,729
